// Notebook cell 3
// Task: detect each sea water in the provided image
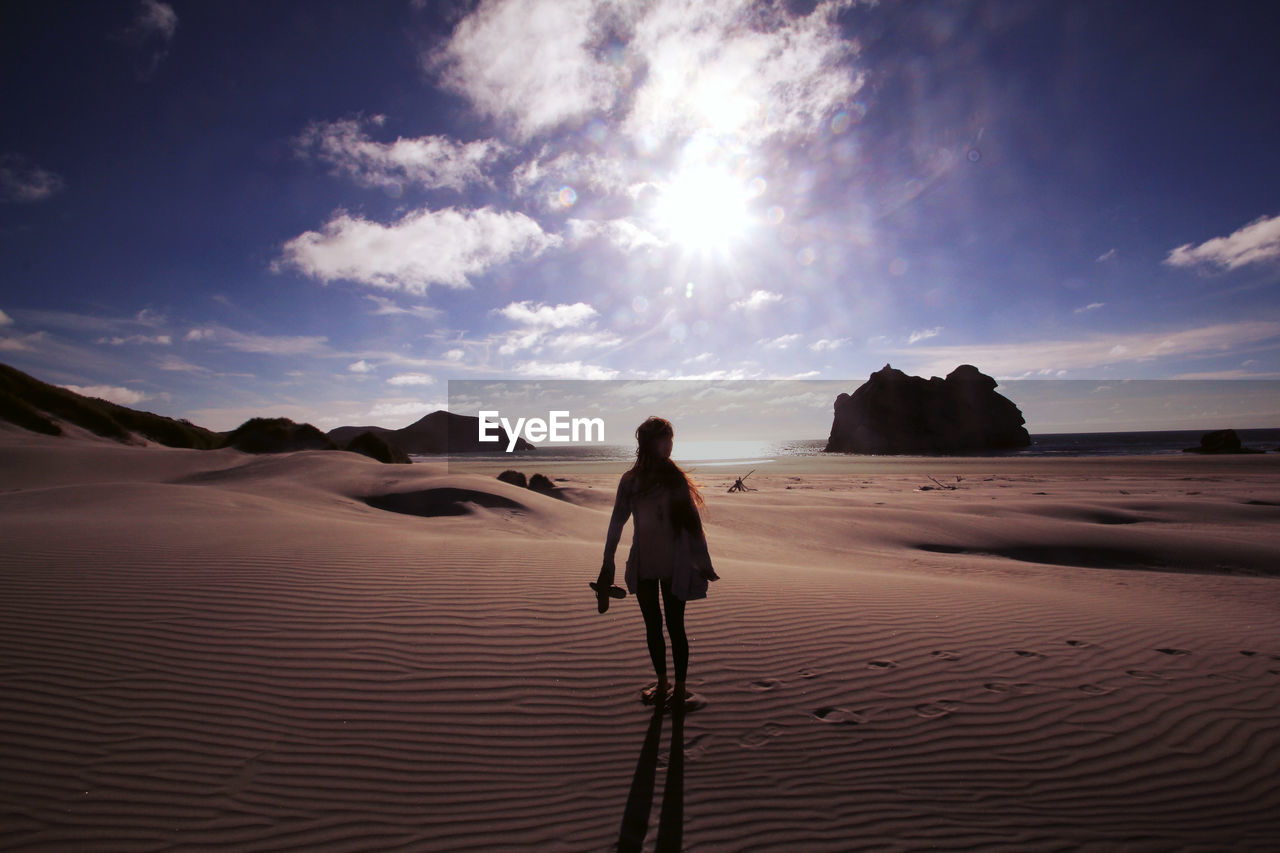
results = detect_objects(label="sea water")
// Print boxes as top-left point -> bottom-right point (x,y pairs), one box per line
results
415,428 -> 1280,465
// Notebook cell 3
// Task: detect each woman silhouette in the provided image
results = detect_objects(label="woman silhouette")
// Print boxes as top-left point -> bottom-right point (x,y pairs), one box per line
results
600,417 -> 718,704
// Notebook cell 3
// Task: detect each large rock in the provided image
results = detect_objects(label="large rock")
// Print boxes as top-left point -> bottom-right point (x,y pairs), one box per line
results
825,364 -> 1030,454
1182,428 -> 1262,454
330,410 -> 533,454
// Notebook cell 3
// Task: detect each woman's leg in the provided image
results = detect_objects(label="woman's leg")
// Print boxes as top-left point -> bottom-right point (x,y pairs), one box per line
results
659,578 -> 688,686
636,579 -> 667,687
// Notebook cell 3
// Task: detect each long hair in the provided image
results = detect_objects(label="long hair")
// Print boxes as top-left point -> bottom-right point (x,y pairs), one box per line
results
626,416 -> 705,534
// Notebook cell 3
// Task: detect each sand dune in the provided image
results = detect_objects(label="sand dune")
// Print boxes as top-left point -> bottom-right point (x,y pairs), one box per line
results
2,430 -> 1279,850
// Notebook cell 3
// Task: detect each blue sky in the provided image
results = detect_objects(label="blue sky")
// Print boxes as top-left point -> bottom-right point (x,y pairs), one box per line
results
2,0 -> 1278,433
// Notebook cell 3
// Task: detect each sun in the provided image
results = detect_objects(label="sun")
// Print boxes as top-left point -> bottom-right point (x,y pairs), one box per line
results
650,165 -> 755,251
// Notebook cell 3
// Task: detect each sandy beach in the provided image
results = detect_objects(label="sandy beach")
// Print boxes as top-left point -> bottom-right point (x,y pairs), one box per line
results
2,426 -> 1279,851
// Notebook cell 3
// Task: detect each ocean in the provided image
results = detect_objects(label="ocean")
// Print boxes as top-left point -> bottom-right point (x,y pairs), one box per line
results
414,428 -> 1280,466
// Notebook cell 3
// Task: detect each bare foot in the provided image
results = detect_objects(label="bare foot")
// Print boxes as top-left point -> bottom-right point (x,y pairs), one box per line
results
642,680 -> 671,704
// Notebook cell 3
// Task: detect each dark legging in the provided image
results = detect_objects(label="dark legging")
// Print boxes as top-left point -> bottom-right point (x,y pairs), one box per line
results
636,577 -> 687,684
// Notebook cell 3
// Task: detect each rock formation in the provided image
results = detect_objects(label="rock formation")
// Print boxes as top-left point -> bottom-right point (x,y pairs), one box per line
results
528,473 -> 556,493
825,364 -> 1030,454
497,470 -> 528,488
1182,428 -> 1262,454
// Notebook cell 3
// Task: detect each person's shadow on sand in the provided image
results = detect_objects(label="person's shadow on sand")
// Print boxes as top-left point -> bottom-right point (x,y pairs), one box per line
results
616,701 -> 685,852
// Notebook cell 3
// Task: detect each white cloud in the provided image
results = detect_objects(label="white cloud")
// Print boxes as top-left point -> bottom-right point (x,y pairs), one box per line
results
566,218 -> 665,252
513,359 -> 620,379
435,0 -> 860,146
887,320 -> 1280,378
61,384 -> 149,406
279,206 -> 560,292
1173,368 -> 1280,380
494,303 -> 613,356
1165,213 -> 1280,271
434,0 -> 631,141
184,325 -> 329,355
363,294 -> 441,320
119,0 -> 178,78
96,334 -> 172,345
386,373 -> 436,386
732,289 -> 783,311
1096,248 -> 1116,262
907,326 -> 942,344
809,337 -> 848,351
625,0 -> 861,146
0,154 -> 66,203
155,355 -> 209,373
0,333 -> 40,352
1074,302 -> 1105,315
512,149 -> 633,200
499,300 -> 598,328
348,360 -> 374,373
134,0 -> 177,41
546,329 -> 623,351
0,308 -> 11,326
445,349 -> 465,361
296,116 -> 505,191
498,329 -> 543,355
759,333 -> 801,349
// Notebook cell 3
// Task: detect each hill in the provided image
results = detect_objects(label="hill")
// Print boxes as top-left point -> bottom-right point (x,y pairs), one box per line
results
0,362 -> 408,463
0,362 -> 221,449
329,410 -> 533,454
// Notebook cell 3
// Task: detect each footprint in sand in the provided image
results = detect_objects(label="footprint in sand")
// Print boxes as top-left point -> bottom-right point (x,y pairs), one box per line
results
1241,650 -> 1280,661
670,732 -> 712,763
810,706 -> 868,725
1156,648 -> 1191,656
1126,669 -> 1167,681
1078,683 -> 1116,695
797,667 -> 822,679
1014,650 -> 1047,660
749,678 -> 782,692
984,681 -> 1039,694
867,660 -> 897,670
737,722 -> 784,749
914,701 -> 956,719
687,732 -> 712,760
930,650 -> 960,661
1066,640 -> 1096,649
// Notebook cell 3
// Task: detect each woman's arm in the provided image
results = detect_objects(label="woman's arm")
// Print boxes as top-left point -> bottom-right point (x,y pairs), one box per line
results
600,475 -> 632,577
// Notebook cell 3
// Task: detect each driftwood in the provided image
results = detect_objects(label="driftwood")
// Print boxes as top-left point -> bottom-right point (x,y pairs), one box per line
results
917,475 -> 962,491
727,470 -> 756,493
